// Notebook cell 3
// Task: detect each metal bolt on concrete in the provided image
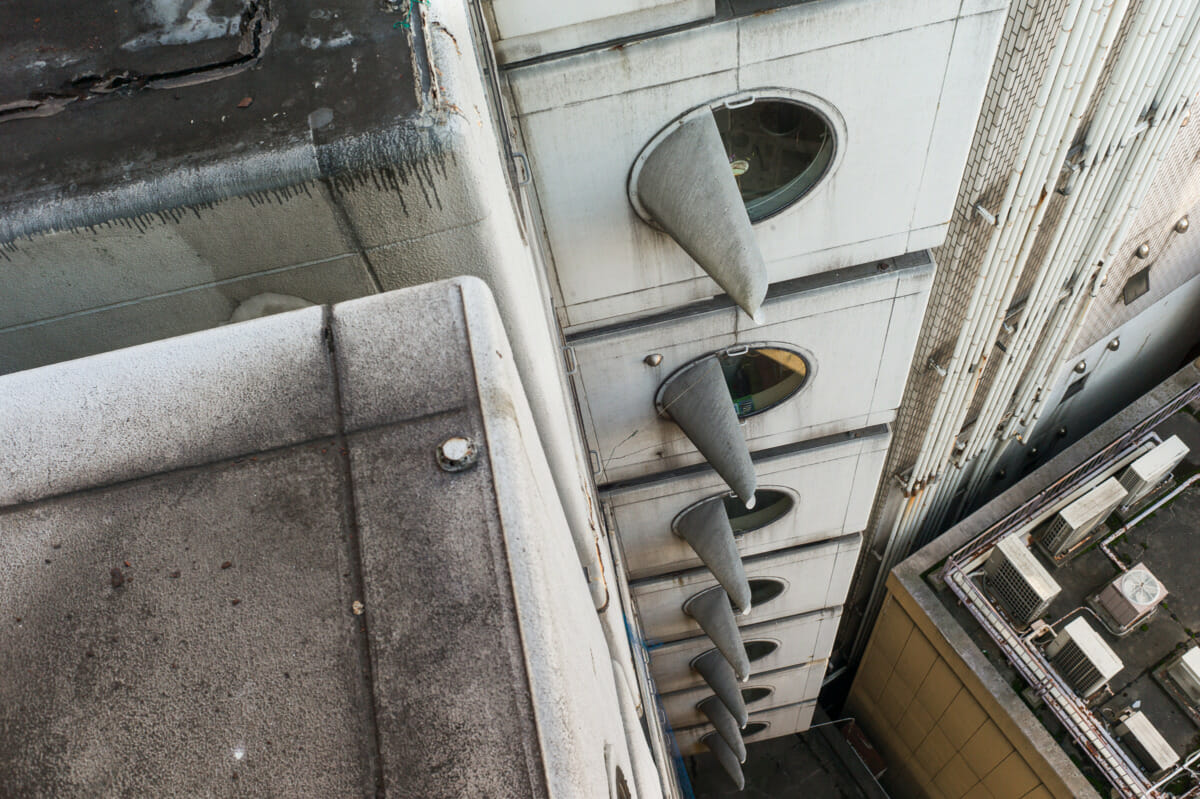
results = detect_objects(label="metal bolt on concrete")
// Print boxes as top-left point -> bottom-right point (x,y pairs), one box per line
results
437,436 -> 479,472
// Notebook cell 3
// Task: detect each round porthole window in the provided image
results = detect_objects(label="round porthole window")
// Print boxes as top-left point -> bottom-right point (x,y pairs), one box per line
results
719,346 -> 809,418
742,687 -> 773,705
714,99 -> 835,221
748,578 -> 785,607
722,489 -> 795,534
656,345 -> 812,423
744,640 -> 778,662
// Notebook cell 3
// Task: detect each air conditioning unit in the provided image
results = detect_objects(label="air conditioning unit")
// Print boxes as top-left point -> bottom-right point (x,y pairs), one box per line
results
1114,710 -> 1180,776
1119,435 -> 1189,508
984,535 -> 1062,628
1089,564 -> 1167,635
1044,617 -> 1123,699
1037,477 -> 1127,560
1166,646 -> 1200,704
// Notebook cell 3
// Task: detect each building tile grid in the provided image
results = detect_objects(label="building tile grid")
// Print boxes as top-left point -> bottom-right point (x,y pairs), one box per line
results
853,0 -> 1069,560
847,594 -> 1079,799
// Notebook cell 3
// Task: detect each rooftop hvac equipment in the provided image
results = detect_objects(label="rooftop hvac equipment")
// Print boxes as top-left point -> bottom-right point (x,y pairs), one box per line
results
1037,477 -> 1127,560
1119,435 -> 1189,508
1044,618 -> 1123,699
1166,646 -> 1200,704
1089,564 -> 1167,635
984,535 -> 1062,628
1114,710 -> 1180,776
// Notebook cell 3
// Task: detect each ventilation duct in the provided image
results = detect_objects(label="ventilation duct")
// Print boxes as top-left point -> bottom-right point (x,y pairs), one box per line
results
675,498 -> 752,613
702,732 -> 746,790
698,697 -> 747,762
984,534 -> 1061,628
1037,477 -> 1127,560
634,112 -> 768,319
684,586 -> 751,681
1115,711 -> 1179,775
1045,618 -> 1123,699
658,356 -> 757,505
1119,435 -> 1189,507
691,649 -> 749,726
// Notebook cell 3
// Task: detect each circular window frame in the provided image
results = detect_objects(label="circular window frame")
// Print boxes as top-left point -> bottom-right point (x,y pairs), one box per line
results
742,721 -> 771,738
695,638 -> 779,670
746,577 -> 788,608
740,686 -> 774,706
671,486 -> 798,539
628,88 -> 845,228
654,343 -> 817,420
742,639 -> 780,663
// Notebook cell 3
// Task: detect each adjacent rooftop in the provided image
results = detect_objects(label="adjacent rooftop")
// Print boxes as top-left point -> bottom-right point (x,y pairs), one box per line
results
911,367 -> 1200,798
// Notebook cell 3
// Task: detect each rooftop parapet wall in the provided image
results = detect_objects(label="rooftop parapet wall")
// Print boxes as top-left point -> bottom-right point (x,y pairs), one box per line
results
0,277 -> 645,798
846,357 -> 1200,799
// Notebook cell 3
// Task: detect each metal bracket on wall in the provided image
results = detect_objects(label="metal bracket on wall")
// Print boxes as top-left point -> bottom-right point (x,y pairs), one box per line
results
562,345 -> 578,376
511,151 -> 532,186
973,202 -> 998,226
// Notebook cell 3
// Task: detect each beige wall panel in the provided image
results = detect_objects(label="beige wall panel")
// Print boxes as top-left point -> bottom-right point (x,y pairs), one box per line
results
846,579 -> 1097,799
983,753 -> 1039,798
962,720 -> 1012,780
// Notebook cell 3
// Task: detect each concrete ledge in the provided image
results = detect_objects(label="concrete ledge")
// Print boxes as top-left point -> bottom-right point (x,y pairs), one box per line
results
0,306 -> 335,508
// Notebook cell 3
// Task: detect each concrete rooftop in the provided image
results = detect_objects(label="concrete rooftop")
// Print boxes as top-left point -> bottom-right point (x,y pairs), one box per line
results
938,411 -> 1200,782
0,0 -> 424,240
0,278 -> 633,798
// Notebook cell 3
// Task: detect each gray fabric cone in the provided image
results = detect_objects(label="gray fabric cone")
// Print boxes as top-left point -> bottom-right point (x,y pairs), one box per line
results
685,586 -> 750,680
636,112 -> 768,319
659,357 -> 757,505
699,697 -> 747,762
702,732 -> 747,791
676,498 -> 752,613
692,649 -> 749,726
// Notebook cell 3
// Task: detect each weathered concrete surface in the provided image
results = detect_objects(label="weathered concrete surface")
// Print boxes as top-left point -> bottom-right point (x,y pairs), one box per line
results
0,0 -> 421,228
0,306 -> 335,507
0,444 -> 376,797
0,278 -> 642,798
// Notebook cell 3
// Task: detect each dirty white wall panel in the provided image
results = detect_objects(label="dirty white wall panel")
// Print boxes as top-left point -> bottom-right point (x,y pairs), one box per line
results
508,1 -> 1004,328
631,535 -> 861,644
674,701 -> 818,755
660,661 -> 826,729
603,431 -> 889,580
570,260 -> 932,484
905,6 -> 1010,234
518,72 -> 740,321
488,0 -> 714,64
647,608 -> 841,695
